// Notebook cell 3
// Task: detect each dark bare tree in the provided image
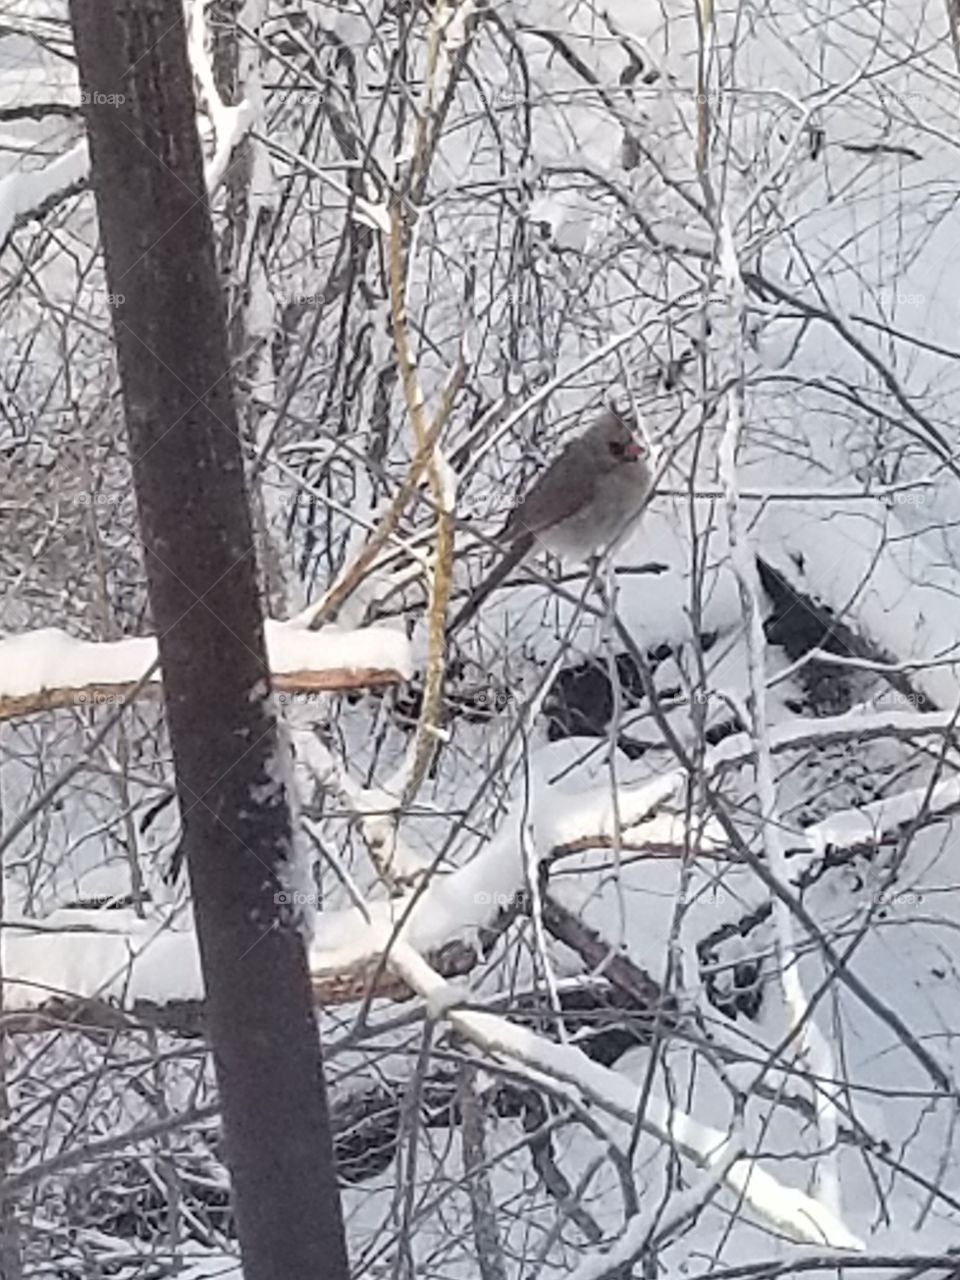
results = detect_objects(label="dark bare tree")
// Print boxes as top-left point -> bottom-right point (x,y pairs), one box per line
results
65,3 -> 349,1277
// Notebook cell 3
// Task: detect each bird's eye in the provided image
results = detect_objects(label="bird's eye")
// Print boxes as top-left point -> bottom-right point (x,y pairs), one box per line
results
608,440 -> 625,458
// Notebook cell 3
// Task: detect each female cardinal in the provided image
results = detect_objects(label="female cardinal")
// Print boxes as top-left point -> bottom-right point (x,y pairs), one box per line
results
448,409 -> 654,634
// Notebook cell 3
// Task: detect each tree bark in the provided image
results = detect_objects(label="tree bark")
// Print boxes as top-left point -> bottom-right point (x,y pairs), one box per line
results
65,4 -> 350,1277
0,847 -> 23,1279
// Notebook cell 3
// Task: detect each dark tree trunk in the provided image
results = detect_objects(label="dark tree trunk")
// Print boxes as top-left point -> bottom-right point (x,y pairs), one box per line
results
66,4 -> 350,1277
0,860 -> 22,1279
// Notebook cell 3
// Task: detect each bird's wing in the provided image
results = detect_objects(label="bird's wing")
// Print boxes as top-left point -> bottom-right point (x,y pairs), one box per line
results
500,442 -> 596,544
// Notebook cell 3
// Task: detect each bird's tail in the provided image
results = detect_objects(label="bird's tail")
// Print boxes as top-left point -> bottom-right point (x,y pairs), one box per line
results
446,533 -> 534,637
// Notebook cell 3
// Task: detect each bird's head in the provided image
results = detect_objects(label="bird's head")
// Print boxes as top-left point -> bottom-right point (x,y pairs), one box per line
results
588,407 -> 650,468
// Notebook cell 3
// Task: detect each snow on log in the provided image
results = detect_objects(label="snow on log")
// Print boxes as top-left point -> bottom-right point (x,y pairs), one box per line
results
2,910 -> 204,1013
0,908 -> 474,1024
757,497 -> 960,708
0,620 -> 412,722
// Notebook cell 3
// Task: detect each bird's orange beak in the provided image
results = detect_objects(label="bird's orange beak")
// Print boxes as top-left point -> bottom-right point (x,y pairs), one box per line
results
623,440 -> 645,460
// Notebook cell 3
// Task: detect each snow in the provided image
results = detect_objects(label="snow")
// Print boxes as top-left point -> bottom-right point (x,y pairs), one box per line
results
297,701 -> 960,981
805,774 -> 960,857
178,1258 -> 241,1280
206,100 -> 257,193
757,497 -> 960,709
310,767 -> 682,971
389,940 -> 865,1250
0,34 -> 260,252
187,0 -> 257,193
433,443 -> 458,514
565,1163 -> 738,1280
0,620 -> 412,700
2,908 -> 203,1010
293,724 -> 432,885
0,138 -> 88,246
268,724 -> 317,942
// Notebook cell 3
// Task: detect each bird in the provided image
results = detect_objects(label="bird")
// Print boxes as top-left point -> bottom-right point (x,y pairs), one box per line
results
447,408 -> 654,635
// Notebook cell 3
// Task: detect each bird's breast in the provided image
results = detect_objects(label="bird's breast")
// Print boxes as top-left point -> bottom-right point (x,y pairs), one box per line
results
544,466 -> 651,560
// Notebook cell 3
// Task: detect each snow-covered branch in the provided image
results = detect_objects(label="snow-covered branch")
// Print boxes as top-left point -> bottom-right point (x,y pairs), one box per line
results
0,140 -> 89,247
0,621 -> 410,722
388,942 -> 865,1251
1,908 -> 475,1021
